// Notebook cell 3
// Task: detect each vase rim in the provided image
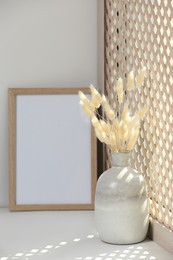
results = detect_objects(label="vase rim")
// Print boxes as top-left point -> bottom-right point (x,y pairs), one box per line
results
111,151 -> 130,166
112,151 -> 131,154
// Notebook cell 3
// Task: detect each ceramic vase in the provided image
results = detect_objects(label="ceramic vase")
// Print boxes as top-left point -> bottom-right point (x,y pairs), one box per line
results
95,152 -> 149,244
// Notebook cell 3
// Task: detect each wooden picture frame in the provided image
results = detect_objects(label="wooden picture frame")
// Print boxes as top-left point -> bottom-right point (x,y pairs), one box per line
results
9,88 -> 97,211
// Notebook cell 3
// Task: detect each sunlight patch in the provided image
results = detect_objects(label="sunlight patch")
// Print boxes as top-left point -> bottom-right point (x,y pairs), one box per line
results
123,250 -> 130,253
30,249 -> 39,253
15,253 -> 23,257
87,235 -> 95,238
40,250 -> 48,253
59,242 -> 67,245
45,245 -> 53,249
73,238 -> 81,242
25,254 -> 33,257
137,246 -> 143,250
128,246 -> 134,249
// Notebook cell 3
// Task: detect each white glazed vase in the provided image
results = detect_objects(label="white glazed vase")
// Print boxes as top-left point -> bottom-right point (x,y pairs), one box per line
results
95,152 -> 149,244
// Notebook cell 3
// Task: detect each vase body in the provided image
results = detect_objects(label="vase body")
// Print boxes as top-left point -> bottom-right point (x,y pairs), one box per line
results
95,152 -> 149,244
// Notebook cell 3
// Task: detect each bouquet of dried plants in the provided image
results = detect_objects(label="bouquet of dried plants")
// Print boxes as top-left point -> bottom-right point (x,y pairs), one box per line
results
79,68 -> 148,152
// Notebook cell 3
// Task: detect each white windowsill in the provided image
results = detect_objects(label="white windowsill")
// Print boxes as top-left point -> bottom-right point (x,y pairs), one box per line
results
0,208 -> 172,260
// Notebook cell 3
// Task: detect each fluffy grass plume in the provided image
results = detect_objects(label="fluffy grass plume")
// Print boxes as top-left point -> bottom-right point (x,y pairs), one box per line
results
136,67 -> 146,88
127,70 -> 134,91
90,84 -> 102,108
79,67 -> 148,152
102,95 -> 115,121
116,78 -> 123,104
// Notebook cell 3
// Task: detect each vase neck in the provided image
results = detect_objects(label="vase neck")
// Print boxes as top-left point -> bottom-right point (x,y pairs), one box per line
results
111,152 -> 130,167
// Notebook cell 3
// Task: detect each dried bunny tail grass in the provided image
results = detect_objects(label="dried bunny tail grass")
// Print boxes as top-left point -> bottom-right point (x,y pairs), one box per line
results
112,119 -> 121,149
95,129 -> 104,143
92,116 -> 110,145
136,67 -> 146,88
102,95 -> 115,121
106,109 -> 115,121
79,91 -> 89,105
80,99 -> 95,112
112,119 -> 120,136
91,96 -> 102,109
127,70 -> 134,91
109,132 -> 118,152
129,113 -> 140,128
119,120 -> 129,141
79,91 -> 89,103
101,132 -> 110,145
80,101 -> 94,116
116,77 -> 123,104
91,115 -> 102,132
79,91 -> 95,111
100,120 -> 111,135
109,131 -> 117,145
122,103 -> 130,122
90,84 -> 102,108
127,127 -> 140,150
79,73 -> 148,149
111,145 -> 118,153
91,116 -> 110,144
138,104 -> 149,119
94,127 -> 110,145
90,84 -> 102,100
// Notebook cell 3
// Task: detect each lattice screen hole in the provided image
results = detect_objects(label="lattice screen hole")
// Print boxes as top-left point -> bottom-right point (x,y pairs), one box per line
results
169,171 -> 172,179
153,136 -> 157,144
166,123 -> 169,132
165,142 -> 169,151
165,198 -> 169,206
162,168 -> 166,177
171,18 -> 173,27
159,158 -> 163,165
155,146 -> 159,155
157,35 -> 160,44
166,104 -> 169,113
170,76 -> 173,85
166,28 -> 170,37
158,140 -> 162,149
149,143 -> 154,152
169,190 -> 172,199
162,149 -> 166,158
165,178 -> 169,187
160,64 -> 164,73
156,128 -> 159,136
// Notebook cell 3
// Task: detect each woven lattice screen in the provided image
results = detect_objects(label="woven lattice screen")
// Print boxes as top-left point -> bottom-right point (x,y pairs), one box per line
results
105,0 -> 173,231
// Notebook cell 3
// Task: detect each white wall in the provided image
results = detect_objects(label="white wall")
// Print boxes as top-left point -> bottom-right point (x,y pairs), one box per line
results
0,0 -> 99,207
